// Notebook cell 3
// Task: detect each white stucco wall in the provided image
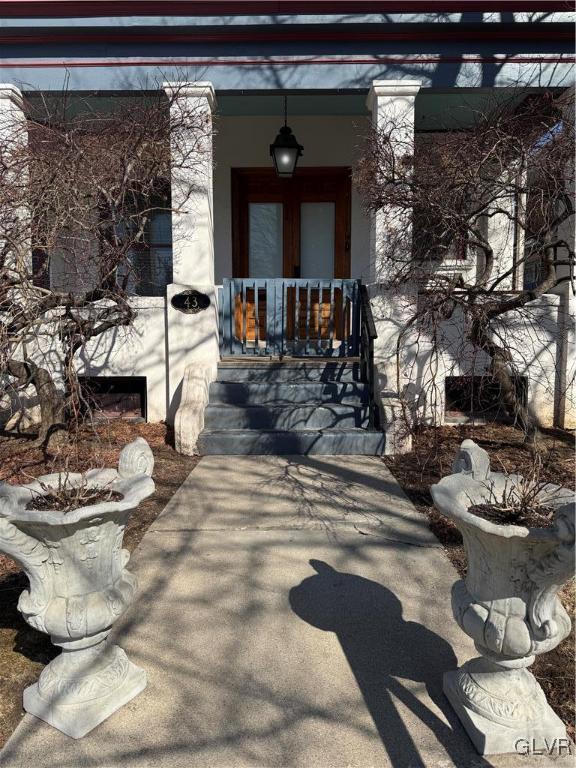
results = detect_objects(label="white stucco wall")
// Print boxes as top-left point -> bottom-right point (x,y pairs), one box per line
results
400,294 -> 561,427
551,88 -> 575,429
78,287 -> 220,424
77,297 -> 168,422
1,292 -> 221,426
0,298 -> 170,425
1,89 -> 571,438
213,114 -> 372,282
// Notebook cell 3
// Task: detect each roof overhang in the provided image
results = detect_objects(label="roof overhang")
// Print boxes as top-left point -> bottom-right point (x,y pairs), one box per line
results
0,0 -> 572,18
1,22 -> 572,47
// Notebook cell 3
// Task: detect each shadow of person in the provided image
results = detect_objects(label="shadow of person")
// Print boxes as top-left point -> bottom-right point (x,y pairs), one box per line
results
289,560 -> 490,768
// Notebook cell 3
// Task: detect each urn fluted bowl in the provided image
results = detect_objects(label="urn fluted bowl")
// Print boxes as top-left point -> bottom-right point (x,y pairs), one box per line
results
0,437 -> 155,739
430,439 -> 574,756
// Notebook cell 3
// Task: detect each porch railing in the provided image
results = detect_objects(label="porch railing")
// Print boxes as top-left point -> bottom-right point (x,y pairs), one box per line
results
359,283 -> 380,429
219,278 -> 360,358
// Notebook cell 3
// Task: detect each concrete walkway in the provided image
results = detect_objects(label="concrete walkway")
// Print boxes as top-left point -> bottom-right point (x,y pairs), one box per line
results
0,456 -> 568,768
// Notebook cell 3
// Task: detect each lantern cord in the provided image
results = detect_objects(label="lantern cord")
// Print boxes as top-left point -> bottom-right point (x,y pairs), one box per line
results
284,95 -> 288,127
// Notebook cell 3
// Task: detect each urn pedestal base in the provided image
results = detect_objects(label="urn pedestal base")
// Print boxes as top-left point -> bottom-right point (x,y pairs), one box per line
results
23,644 -> 147,739
444,658 -> 567,755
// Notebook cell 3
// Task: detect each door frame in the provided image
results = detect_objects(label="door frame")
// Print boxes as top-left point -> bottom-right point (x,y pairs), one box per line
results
231,167 -> 352,280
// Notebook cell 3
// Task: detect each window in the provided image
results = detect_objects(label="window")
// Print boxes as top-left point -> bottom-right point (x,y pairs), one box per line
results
523,252 -> 544,291
30,189 -> 173,297
522,239 -> 560,291
451,229 -> 468,261
116,183 -> 173,297
125,209 -> 173,296
32,248 -> 50,288
412,207 -> 469,264
248,203 -> 283,278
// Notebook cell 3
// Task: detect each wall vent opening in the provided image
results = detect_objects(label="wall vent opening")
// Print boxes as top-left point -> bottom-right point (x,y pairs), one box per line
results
445,375 -> 527,424
79,376 -> 147,422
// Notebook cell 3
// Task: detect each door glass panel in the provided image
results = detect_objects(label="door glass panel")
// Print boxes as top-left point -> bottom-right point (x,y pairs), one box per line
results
300,202 -> 335,279
249,203 -> 283,277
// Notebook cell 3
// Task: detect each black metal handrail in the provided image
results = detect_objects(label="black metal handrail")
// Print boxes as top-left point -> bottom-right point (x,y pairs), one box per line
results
359,283 -> 380,430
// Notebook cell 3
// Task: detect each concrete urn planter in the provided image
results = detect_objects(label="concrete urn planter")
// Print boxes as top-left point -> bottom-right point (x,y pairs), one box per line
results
431,439 -> 574,756
0,437 -> 155,739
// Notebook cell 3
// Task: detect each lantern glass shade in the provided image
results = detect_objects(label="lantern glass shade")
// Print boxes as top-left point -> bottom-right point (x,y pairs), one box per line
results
270,125 -> 303,178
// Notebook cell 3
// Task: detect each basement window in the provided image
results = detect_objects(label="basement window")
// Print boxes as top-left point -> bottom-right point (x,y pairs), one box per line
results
79,376 -> 147,421
445,376 -> 527,423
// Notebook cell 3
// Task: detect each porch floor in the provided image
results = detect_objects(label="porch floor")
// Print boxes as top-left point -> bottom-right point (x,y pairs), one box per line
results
0,456 -> 562,768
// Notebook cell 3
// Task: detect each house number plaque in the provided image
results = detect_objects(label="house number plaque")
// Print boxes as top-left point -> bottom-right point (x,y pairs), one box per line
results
171,290 -> 211,314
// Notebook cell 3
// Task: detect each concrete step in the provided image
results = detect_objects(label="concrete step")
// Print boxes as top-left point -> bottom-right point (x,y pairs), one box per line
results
198,428 -> 385,455
217,360 -> 361,383
203,403 -> 370,430
209,381 -> 367,406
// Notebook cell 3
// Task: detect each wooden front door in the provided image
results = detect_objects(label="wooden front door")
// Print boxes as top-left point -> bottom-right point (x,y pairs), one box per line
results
231,168 -> 351,344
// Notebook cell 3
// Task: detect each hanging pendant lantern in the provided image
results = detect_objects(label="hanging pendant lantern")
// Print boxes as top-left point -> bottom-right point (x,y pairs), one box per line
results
270,95 -> 303,178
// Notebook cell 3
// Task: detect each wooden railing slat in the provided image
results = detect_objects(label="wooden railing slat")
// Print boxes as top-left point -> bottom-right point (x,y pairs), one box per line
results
221,277 -> 362,358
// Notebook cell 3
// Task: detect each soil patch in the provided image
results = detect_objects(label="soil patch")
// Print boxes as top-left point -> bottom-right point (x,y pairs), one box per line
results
27,489 -> 123,513
467,502 -> 556,528
383,423 -> 575,739
0,421 -> 199,749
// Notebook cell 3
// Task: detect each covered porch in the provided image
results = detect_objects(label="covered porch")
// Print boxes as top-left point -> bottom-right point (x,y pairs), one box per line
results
0,2 -> 572,445
1,78 -> 568,444
166,80 -> 425,454
166,81 -> 555,455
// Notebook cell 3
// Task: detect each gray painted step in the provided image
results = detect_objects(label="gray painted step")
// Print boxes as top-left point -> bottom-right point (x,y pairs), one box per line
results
199,358 -> 382,457
209,381 -> 367,406
204,403 -> 370,430
217,361 -> 361,383
198,429 -> 385,456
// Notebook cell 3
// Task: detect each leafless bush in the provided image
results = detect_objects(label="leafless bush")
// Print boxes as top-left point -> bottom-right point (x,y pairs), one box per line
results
355,89 -> 575,439
0,82 -> 212,447
27,472 -> 119,513
477,453 -> 564,524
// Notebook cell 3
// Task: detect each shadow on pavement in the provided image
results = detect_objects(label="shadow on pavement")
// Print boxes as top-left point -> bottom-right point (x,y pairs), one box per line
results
289,559 -> 491,768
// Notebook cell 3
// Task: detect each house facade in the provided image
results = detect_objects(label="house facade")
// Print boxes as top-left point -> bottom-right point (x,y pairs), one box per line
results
0,2 -> 574,453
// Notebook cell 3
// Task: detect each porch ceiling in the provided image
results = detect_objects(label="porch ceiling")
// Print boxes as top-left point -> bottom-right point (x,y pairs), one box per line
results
217,88 -> 544,130
23,87 -> 554,131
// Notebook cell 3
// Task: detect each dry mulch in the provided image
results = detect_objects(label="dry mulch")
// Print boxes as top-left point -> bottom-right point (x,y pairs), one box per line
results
0,421 -> 199,749
27,489 -> 123,513
383,423 -> 575,740
467,502 -> 556,528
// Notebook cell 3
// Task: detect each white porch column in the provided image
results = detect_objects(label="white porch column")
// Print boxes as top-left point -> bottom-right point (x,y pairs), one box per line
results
487,171 -> 518,292
555,86 -> 576,429
163,82 -> 219,447
365,81 -> 425,450
0,85 -> 37,428
165,81 -> 216,285
0,84 -> 25,149
0,84 -> 25,144
0,85 -> 28,270
366,80 -> 421,284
